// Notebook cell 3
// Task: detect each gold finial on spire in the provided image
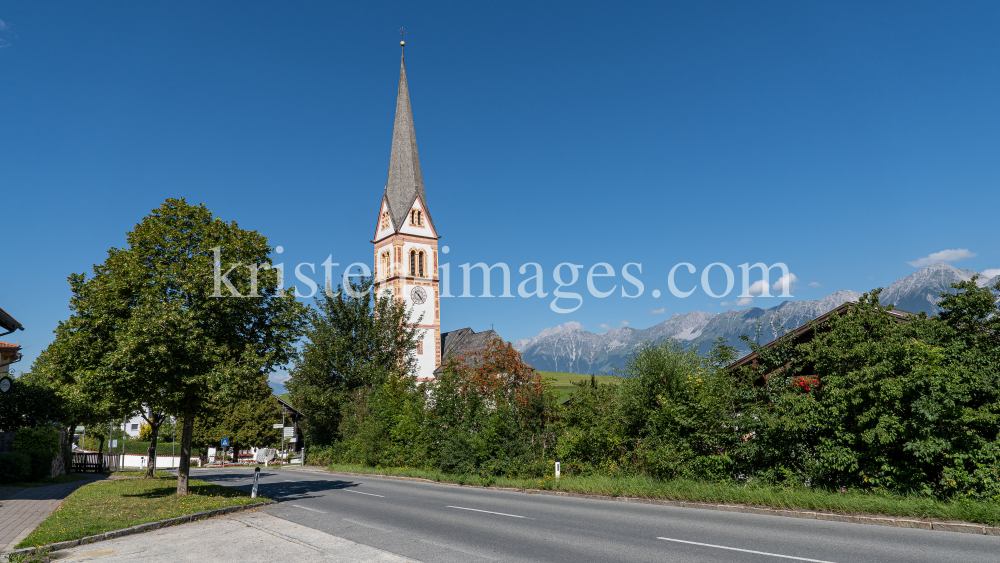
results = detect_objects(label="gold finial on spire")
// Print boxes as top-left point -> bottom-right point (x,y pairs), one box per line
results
399,27 -> 406,47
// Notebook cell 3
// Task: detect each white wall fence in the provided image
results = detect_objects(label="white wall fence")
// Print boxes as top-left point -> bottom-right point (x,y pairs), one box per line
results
121,453 -> 199,469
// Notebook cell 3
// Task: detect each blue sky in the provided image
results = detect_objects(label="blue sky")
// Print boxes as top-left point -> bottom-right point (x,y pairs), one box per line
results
2,2 -> 998,393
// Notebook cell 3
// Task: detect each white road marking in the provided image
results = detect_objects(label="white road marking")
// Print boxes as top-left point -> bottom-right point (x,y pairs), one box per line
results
446,506 -> 533,519
657,537 -> 837,563
291,504 -> 327,514
344,489 -> 385,498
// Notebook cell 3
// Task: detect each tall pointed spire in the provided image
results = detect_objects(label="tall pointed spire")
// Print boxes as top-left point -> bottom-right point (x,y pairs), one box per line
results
384,45 -> 430,232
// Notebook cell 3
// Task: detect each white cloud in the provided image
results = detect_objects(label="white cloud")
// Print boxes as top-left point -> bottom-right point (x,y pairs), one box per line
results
559,321 -> 583,330
746,280 -> 768,296
647,308 -> 667,315
982,269 -> 1000,278
772,273 -> 799,293
268,372 -> 291,388
720,301 -> 730,306
599,323 -> 611,330
736,297 -> 753,306
808,282 -> 821,288
619,320 -> 630,329
908,248 -> 977,267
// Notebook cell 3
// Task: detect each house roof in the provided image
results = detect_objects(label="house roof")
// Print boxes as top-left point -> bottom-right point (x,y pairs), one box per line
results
432,328 -> 502,376
0,342 -> 21,350
383,50 -> 437,236
0,307 -> 23,334
725,301 -> 918,371
274,394 -> 300,417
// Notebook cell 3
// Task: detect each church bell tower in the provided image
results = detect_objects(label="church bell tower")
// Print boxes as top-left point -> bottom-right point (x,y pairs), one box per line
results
372,41 -> 441,381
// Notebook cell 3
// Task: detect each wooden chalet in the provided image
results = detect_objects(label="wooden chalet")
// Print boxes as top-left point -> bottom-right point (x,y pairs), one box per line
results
725,301 -> 918,375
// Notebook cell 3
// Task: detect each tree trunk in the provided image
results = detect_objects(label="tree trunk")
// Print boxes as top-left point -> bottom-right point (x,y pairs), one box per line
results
177,412 -> 194,496
146,413 -> 161,478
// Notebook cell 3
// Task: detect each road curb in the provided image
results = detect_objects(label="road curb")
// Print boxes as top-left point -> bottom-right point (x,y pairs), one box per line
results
1,501 -> 274,559
285,466 -> 998,536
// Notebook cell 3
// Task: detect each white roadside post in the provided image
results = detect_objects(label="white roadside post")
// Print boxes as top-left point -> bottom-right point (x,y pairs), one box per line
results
555,458 -> 561,479
252,466 -> 260,498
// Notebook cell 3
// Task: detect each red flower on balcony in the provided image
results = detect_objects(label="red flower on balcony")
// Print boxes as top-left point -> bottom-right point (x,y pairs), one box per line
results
791,376 -> 820,392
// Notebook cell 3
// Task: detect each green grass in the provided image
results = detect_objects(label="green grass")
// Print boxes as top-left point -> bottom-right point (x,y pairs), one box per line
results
17,476 -> 267,549
3,474 -> 88,488
538,370 -> 622,403
318,463 -> 1000,527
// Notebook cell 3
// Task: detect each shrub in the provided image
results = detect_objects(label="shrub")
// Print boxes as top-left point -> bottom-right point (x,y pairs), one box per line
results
24,450 -> 54,480
12,426 -> 61,458
0,452 -> 31,483
306,445 -> 336,466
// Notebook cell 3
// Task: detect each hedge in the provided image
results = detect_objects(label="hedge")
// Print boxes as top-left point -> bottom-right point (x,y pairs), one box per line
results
0,451 -> 31,483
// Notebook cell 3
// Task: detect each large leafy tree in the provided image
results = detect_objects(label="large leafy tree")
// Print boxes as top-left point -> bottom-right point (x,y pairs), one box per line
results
66,198 -> 306,493
192,386 -> 283,463
10,330 -> 124,472
287,274 -> 419,447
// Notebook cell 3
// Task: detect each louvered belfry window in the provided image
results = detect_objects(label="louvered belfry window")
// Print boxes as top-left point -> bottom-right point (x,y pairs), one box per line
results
410,250 -> 416,276
418,251 -> 424,277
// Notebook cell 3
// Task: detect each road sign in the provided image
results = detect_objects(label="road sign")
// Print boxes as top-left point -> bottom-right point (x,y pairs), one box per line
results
221,438 -> 229,447
75,426 -> 85,433
283,427 -> 294,438
0,376 -> 12,394
288,437 -> 297,443
272,423 -> 284,429
110,440 -> 118,448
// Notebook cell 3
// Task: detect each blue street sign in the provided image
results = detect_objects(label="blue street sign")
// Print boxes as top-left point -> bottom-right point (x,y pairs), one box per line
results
221,438 -> 229,447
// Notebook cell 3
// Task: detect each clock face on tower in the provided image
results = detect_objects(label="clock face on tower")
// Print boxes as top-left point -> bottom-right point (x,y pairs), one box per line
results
410,286 -> 427,304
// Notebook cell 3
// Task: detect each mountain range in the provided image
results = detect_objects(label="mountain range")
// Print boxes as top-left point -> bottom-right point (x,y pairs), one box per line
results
512,263 -> 999,375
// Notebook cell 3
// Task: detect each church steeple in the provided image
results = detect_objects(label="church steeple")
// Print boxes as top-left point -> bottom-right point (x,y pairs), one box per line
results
373,39 -> 442,382
384,47 -> 434,234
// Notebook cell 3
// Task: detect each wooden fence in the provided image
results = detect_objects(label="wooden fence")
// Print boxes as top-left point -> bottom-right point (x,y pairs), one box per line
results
72,452 -> 122,473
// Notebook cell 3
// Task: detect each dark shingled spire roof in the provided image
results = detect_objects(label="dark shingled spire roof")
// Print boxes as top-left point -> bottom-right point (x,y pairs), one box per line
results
384,50 -> 435,234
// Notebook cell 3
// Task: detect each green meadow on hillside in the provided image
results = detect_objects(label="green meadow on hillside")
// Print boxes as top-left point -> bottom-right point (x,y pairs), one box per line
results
538,370 -> 622,403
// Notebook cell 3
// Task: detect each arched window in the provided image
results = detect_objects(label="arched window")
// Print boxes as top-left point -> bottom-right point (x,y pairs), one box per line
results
418,251 -> 424,277
381,251 -> 390,279
417,211 -> 422,225
410,250 -> 416,276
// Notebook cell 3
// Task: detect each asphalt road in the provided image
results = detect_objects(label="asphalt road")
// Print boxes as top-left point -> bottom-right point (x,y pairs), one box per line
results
191,467 -> 998,563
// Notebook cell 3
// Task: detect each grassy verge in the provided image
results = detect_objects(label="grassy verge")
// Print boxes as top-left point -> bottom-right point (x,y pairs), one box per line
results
317,463 -> 1000,526
17,476 -> 267,549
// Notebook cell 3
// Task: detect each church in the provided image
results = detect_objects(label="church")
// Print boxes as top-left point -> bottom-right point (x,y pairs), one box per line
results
371,41 -> 500,382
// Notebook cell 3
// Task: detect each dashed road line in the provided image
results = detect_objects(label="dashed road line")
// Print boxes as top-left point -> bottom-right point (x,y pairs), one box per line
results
657,537 -> 837,563
446,506 -> 533,519
344,490 -> 385,498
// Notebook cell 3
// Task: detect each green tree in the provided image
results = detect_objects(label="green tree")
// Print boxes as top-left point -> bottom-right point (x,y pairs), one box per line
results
18,329 -> 126,468
288,274 -> 419,447
193,386 -> 283,463
0,376 -> 63,432
63,198 -> 306,493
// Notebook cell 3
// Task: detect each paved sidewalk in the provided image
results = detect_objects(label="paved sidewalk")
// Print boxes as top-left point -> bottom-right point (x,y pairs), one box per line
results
47,511 -> 420,562
0,476 -> 102,551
